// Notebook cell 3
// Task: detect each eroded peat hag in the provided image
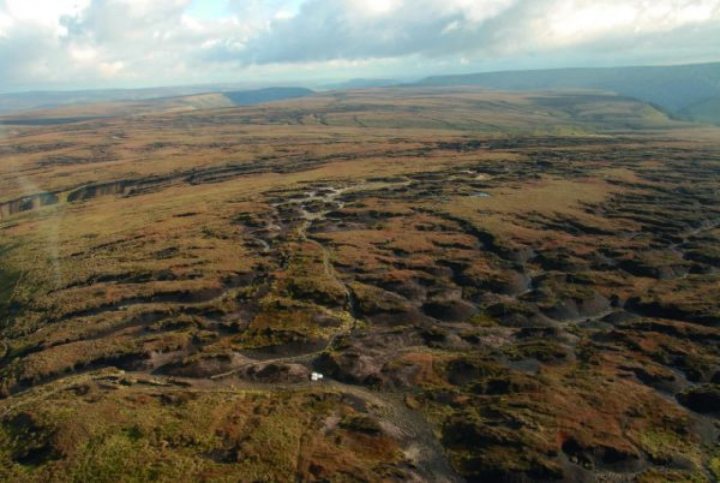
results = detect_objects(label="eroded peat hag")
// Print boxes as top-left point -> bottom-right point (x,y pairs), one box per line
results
0,88 -> 719,481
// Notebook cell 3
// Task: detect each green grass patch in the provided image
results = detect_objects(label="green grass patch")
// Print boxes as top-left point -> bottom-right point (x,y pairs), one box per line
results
710,456 -> 720,480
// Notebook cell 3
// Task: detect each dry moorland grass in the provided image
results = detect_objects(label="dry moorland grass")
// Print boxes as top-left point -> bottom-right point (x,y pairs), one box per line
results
0,87 -> 719,481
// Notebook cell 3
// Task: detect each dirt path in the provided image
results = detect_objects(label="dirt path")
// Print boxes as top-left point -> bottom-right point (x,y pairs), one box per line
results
205,179 -> 461,480
205,374 -> 459,481
1,178 -> 460,479
352,386 -> 462,482
0,366 -> 461,481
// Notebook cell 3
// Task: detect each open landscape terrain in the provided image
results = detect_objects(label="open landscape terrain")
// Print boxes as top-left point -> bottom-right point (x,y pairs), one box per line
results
0,86 -> 719,481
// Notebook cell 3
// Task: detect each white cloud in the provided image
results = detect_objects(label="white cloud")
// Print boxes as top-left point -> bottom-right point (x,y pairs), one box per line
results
68,44 -> 98,62
0,0 -> 719,91
352,0 -> 402,16
5,0 -> 89,27
0,12 -> 12,37
98,60 -> 124,77
542,0 -> 719,46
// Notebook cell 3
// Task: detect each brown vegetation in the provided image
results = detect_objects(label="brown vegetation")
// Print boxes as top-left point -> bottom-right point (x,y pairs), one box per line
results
0,87 -> 718,481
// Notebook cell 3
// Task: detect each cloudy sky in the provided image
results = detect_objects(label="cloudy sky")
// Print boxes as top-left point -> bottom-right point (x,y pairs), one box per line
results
0,0 -> 719,92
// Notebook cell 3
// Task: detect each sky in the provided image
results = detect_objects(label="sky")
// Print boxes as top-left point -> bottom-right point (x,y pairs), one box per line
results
0,0 -> 719,92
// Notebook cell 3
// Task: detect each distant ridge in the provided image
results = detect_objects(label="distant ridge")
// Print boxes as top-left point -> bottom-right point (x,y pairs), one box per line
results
417,62 -> 720,123
0,88 -> 316,125
324,79 -> 399,90
0,85 -> 315,116
224,87 -> 314,105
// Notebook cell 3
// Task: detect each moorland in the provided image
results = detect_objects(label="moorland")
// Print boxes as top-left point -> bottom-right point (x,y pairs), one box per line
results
0,86 -> 719,481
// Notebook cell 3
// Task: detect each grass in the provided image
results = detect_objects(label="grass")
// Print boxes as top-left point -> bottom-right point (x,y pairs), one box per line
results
0,266 -> 21,319
711,456 -> 720,480
0,372 -> 408,482
440,175 -> 619,239
0,87 -> 719,481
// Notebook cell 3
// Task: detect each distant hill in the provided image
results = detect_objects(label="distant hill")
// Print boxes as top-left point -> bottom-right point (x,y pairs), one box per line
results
0,88 -> 316,125
417,62 -> 720,123
224,87 -> 314,105
0,93 -> 234,125
679,97 -> 720,125
0,86 -> 230,116
324,79 -> 399,90
0,85 -> 314,117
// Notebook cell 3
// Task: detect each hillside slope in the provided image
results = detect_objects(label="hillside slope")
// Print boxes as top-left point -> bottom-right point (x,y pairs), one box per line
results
0,88 -> 316,126
224,87 -> 314,105
680,97 -> 720,125
419,62 -> 720,118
